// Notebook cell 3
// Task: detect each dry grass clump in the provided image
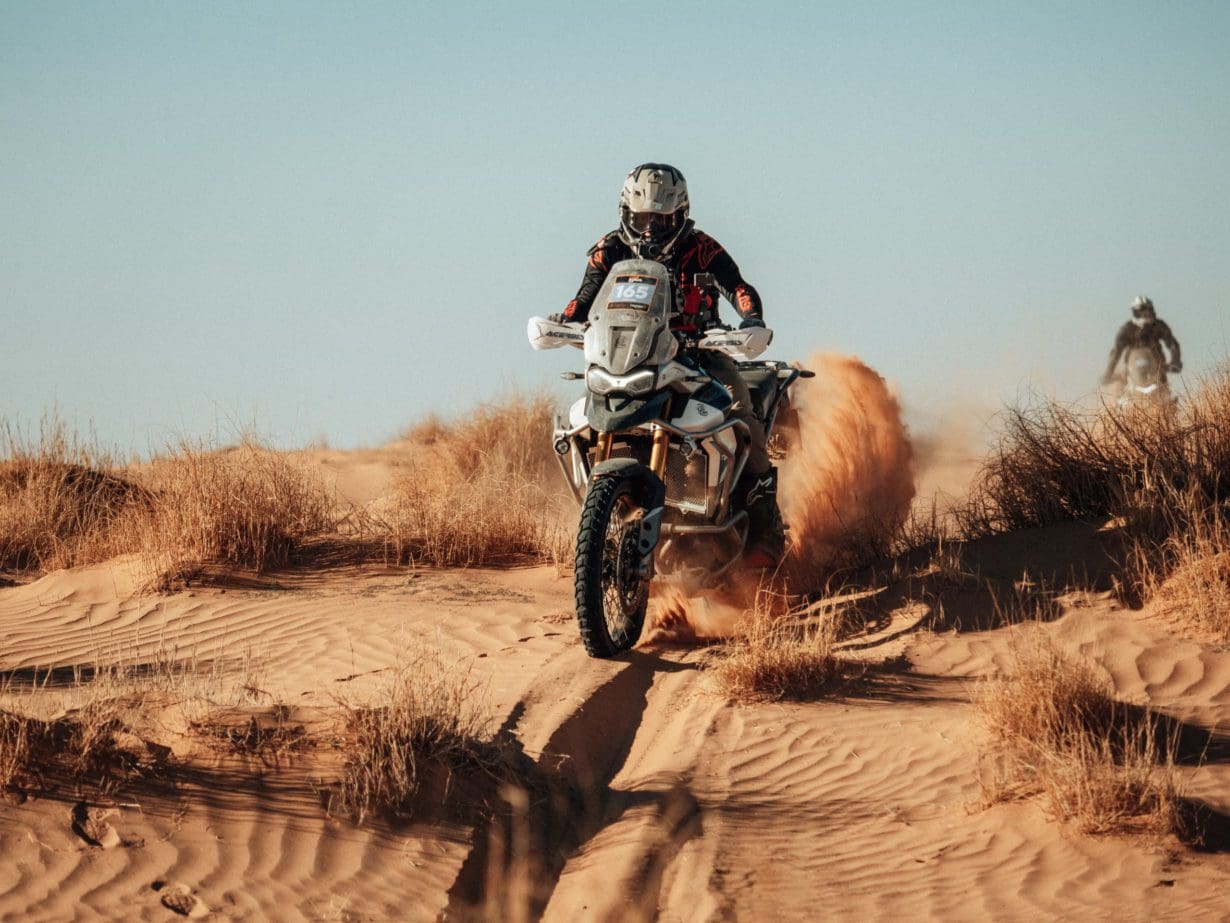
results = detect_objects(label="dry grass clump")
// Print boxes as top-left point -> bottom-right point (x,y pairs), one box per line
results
1124,487 -> 1230,637
0,710 -> 34,792
893,497 -> 957,556
330,648 -> 496,824
957,398 -> 1171,536
711,605 -> 853,702
377,394 -> 571,567
0,645 -> 281,797
959,365 -> 1230,537
0,417 -> 335,582
1152,545 -> 1230,636
189,705 -> 312,762
0,419 -> 146,571
138,439 -> 335,578
957,366 -> 1230,635
1,666 -> 171,796
974,629 -> 1184,836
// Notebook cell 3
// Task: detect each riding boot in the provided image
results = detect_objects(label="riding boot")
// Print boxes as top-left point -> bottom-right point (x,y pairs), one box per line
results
738,466 -> 785,568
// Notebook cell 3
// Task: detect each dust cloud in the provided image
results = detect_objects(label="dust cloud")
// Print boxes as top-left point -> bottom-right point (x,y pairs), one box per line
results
778,353 -> 915,589
909,411 -> 985,518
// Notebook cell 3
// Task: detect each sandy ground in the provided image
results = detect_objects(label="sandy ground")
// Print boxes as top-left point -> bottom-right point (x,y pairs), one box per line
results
3,452 -> 1230,921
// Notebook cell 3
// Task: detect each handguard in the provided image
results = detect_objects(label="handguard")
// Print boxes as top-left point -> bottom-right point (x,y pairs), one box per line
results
698,326 -> 773,361
527,316 -> 586,350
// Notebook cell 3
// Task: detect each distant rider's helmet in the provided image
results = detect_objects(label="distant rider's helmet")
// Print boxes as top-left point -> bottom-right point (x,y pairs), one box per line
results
1131,295 -> 1156,325
618,163 -> 690,259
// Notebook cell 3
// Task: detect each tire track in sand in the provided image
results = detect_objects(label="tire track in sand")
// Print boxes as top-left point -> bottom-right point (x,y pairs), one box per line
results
444,644 -> 717,921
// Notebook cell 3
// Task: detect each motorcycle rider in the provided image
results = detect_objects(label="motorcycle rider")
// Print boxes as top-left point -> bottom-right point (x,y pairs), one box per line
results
553,163 -> 785,567
1101,295 -> 1183,386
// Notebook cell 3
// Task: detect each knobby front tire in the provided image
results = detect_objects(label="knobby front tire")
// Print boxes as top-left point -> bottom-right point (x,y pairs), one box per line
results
574,476 -> 650,658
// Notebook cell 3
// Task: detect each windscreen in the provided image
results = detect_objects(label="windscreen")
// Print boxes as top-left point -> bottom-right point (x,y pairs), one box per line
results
583,260 -> 677,375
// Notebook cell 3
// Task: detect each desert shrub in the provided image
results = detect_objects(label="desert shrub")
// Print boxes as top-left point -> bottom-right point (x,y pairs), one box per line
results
1130,498 -> 1230,636
0,419 -> 145,571
959,366 -> 1230,537
0,418 -> 335,580
379,393 -> 571,567
957,399 -> 1167,536
330,648 -> 494,824
711,601 -> 853,702
974,629 -> 1183,836
399,412 -> 449,447
0,710 -> 32,792
0,646 -> 275,796
2,668 -> 160,795
139,439 -> 335,577
957,365 -> 1230,633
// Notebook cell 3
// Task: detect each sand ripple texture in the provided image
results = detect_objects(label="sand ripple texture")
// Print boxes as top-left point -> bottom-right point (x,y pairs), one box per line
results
0,560 -> 571,710
5,557 -> 1230,920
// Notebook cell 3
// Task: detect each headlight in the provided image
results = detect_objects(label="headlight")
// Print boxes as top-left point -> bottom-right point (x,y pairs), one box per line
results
585,367 -> 656,395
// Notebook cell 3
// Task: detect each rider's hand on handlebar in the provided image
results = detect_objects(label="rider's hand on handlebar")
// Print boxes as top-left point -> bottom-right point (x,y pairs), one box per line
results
738,317 -> 766,330
548,313 -> 568,324
1168,361 -> 1183,374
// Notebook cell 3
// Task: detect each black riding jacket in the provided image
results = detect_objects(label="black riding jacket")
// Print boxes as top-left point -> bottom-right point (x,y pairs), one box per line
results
563,223 -> 763,333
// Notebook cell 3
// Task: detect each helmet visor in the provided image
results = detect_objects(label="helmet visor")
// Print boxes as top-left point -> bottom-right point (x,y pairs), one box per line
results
628,210 -> 680,238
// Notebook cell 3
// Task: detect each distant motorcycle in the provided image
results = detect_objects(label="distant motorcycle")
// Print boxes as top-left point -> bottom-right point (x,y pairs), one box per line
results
529,259 -> 810,658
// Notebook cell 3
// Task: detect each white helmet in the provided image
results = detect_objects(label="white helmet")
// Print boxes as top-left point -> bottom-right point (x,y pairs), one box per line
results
1130,295 -> 1155,323
618,163 -> 690,259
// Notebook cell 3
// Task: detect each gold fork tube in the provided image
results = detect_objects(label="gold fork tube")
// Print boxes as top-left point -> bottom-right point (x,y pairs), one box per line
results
595,432 -> 613,462
649,427 -> 670,479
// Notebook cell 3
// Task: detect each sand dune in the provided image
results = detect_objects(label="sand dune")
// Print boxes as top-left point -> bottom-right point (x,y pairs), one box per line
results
5,448 -> 1230,922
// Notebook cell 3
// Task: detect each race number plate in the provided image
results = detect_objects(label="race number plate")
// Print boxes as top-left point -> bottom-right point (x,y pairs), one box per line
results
608,275 -> 657,310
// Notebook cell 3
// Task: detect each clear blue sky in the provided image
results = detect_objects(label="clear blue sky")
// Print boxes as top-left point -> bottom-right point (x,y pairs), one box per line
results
3,1 -> 1228,452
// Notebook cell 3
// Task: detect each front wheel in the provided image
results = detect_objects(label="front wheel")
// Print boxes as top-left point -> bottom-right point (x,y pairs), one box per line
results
574,476 -> 651,658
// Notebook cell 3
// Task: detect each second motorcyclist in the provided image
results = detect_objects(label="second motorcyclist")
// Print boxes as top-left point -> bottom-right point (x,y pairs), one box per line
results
1101,295 -> 1183,386
554,163 -> 785,566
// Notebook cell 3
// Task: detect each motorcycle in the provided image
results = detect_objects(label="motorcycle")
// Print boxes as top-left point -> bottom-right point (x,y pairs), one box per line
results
1113,347 -> 1176,408
528,259 -> 811,658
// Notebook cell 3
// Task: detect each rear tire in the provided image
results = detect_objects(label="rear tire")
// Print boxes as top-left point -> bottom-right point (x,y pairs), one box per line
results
574,476 -> 650,658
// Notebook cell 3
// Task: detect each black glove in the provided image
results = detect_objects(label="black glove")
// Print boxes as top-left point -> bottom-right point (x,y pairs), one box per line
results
1168,361 -> 1183,374
548,313 -> 567,324
738,317 -> 766,330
